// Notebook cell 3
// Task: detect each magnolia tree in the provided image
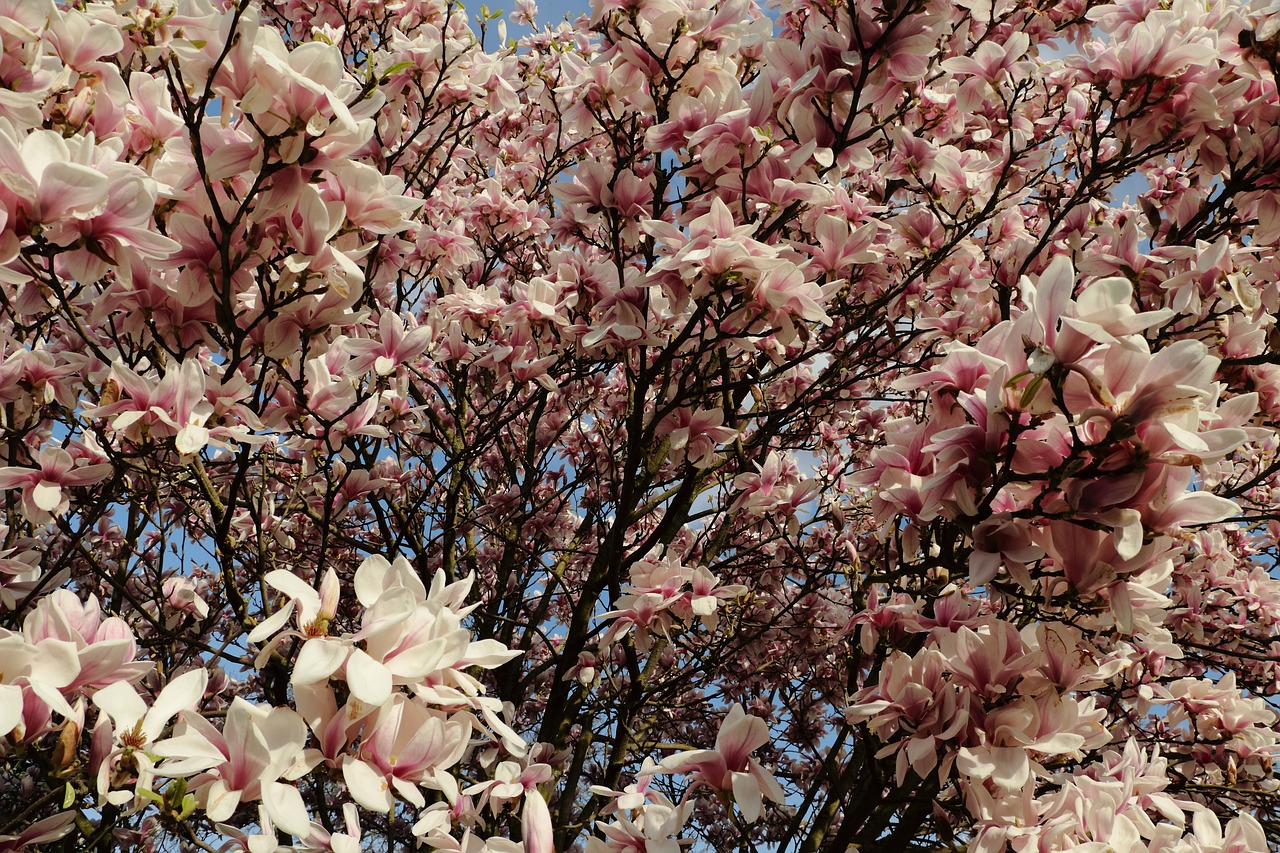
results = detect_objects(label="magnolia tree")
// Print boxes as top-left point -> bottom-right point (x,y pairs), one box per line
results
5,0 -> 1280,850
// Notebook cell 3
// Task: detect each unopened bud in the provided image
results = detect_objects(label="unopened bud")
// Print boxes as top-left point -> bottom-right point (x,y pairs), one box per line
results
319,568 -> 341,622
53,722 -> 79,772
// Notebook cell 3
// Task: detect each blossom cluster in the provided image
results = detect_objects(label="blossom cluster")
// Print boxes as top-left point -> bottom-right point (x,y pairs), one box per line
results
1,0 -> 1280,849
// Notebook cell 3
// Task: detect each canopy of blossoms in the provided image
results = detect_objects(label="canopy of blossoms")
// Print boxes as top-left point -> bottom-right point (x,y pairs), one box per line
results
1,0 -> 1280,850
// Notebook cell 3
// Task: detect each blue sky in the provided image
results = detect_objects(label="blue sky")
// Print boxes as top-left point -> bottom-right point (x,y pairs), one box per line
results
531,0 -> 587,24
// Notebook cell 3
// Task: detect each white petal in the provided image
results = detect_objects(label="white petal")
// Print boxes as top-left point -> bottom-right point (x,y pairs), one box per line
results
151,732 -> 227,772
143,669 -> 208,741
463,639 -> 521,668
1164,421 -> 1209,453
31,481 -> 63,512
382,637 -> 446,678
30,638 -> 80,688
522,789 -> 554,853
292,638 -> 348,686
175,424 -> 210,455
731,771 -> 764,822
262,781 -> 312,838
0,684 -> 24,735
38,161 -> 110,219
247,602 -> 295,643
204,778 -> 242,822
353,555 -> 392,606
264,570 -> 322,619
1192,809 -> 1223,844
1157,493 -> 1239,528
1107,509 -> 1144,561
343,757 -> 393,812
92,680 -> 147,730
391,775 -> 426,808
27,679 -> 76,721
344,649 -> 392,705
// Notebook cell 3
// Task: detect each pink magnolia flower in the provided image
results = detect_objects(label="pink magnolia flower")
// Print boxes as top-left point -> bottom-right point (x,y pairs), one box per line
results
935,621 -> 1033,704
586,794 -> 691,853
343,311 -> 432,376
0,447 -> 111,524
162,576 -> 210,620
292,682 -> 375,767
941,33 -> 1032,82
1016,254 -> 1172,371
354,561 -> 522,708
324,161 -> 422,235
91,669 -> 208,806
465,761 -> 555,853
681,568 -> 747,630
655,704 -> 784,822
87,359 -> 260,455
249,568 -> 366,697
253,556 -> 522,753
0,632 -> 78,741
967,512 -> 1045,587
0,125 -> 110,229
845,648 -> 966,785
1083,17 -> 1218,80
956,694 -> 1107,792
0,812 -> 77,853
803,215 -> 882,276
22,589 -> 151,693
152,698 -> 314,837
299,802 -> 363,853
731,450 -> 818,519
750,261 -> 833,345
589,758 -> 664,811
51,159 -> 179,282
643,197 -> 774,292
341,697 -> 472,810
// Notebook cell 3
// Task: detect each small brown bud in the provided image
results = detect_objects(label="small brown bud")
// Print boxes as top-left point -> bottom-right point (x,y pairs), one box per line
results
53,722 -> 80,772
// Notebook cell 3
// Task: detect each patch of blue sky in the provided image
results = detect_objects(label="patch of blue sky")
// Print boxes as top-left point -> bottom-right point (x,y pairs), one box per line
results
1111,171 -> 1149,206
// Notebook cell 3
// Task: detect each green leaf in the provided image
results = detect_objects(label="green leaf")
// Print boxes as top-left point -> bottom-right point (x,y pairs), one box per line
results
1018,375 -> 1045,409
381,61 -> 417,78
136,787 -> 165,805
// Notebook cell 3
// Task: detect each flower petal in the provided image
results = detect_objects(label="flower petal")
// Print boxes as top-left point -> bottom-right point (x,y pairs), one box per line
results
292,638 -> 348,686
143,669 -> 208,741
344,649 -> 391,705
262,781 -> 312,838
731,770 -> 764,822
343,757 -> 393,812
